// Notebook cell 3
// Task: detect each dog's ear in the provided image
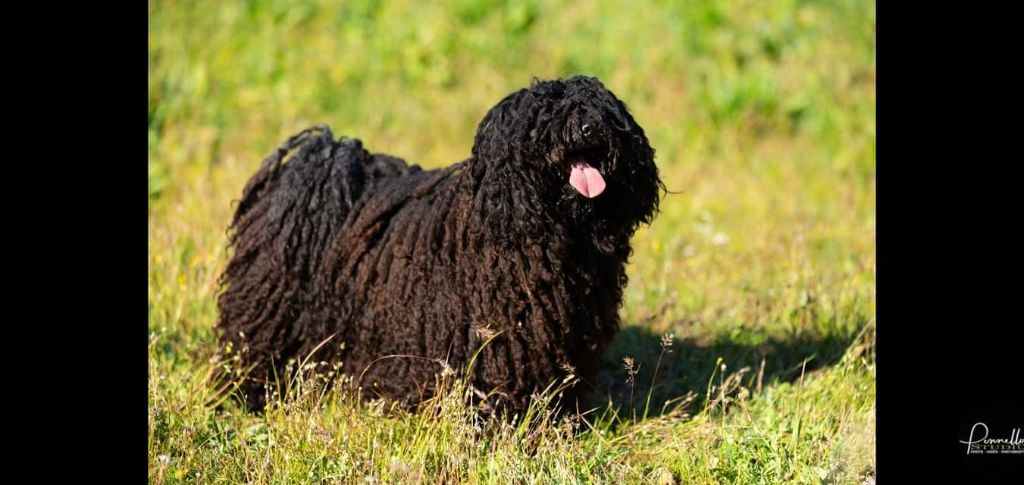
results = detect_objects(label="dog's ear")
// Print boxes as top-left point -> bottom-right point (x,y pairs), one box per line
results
616,108 -> 663,228
472,88 -> 549,165
584,92 -> 663,247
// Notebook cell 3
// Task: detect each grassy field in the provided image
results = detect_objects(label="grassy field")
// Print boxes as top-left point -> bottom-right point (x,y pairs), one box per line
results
148,0 -> 875,482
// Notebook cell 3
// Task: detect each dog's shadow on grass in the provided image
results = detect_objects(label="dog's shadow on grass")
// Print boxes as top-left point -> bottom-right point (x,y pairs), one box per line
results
587,321 -> 871,420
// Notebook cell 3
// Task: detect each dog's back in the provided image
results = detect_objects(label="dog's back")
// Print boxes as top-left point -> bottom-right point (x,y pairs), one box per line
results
216,126 -> 419,409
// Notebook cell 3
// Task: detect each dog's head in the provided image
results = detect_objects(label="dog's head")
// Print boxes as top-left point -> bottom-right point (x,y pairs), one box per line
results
472,76 -> 663,251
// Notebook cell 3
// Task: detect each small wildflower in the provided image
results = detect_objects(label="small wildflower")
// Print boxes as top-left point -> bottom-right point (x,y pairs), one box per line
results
660,333 -> 675,351
472,322 -> 498,341
623,357 -> 638,385
157,454 -> 170,465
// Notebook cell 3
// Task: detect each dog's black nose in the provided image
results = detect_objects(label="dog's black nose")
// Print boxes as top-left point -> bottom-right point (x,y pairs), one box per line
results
581,123 -> 594,138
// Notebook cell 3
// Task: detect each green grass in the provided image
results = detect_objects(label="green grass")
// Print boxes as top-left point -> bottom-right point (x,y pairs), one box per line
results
149,0 -> 875,482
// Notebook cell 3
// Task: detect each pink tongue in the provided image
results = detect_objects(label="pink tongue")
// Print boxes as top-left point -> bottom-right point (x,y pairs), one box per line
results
569,161 -> 606,198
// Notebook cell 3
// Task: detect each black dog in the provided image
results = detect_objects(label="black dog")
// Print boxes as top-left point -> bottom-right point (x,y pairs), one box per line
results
217,76 -> 662,416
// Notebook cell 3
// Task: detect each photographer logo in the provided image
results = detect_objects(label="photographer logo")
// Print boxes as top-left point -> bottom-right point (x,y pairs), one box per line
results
959,422 -> 1024,455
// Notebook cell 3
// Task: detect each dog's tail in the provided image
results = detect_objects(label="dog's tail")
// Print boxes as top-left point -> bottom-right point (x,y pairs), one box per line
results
215,125 -> 371,410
